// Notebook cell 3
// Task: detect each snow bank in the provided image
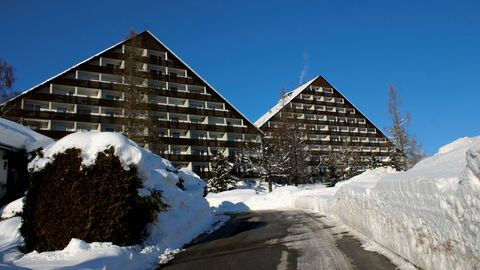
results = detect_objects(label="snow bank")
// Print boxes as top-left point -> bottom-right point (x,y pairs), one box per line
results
294,136 -> 480,270
0,132 -> 217,270
0,118 -> 53,152
208,136 -> 480,269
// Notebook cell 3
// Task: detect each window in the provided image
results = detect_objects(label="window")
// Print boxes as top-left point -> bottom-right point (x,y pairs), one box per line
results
170,117 -> 179,122
171,132 -> 180,138
56,107 -> 67,113
210,135 -> 218,141
78,108 -> 91,115
172,148 -> 180,154
25,104 -> 41,111
105,94 -> 119,100
169,87 -> 178,92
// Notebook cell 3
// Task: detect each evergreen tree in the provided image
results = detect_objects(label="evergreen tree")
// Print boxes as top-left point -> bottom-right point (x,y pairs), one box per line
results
368,152 -> 381,170
389,148 -> 407,171
207,149 -> 237,193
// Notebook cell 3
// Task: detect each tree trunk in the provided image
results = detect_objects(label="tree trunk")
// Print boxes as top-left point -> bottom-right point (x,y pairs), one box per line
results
267,176 -> 272,193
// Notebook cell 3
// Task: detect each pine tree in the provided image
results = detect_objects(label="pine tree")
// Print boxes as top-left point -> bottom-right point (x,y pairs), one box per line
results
207,149 -> 238,193
389,148 -> 406,171
367,152 -> 381,170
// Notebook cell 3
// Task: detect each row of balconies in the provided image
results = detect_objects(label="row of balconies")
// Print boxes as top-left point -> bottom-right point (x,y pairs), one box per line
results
298,93 -> 344,104
280,109 -> 361,123
309,86 -> 334,93
289,102 -> 355,114
266,121 -> 375,134
21,97 -> 246,126
309,144 -> 389,153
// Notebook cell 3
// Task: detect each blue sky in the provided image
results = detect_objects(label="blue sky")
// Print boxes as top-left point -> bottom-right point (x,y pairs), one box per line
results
1,0 -> 479,155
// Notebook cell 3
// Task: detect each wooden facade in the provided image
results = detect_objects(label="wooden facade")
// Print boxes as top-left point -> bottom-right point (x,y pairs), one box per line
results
255,76 -> 396,174
1,31 -> 261,179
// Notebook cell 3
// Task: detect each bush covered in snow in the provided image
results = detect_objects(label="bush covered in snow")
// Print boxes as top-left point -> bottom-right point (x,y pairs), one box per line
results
0,132 -> 217,269
21,146 -> 167,252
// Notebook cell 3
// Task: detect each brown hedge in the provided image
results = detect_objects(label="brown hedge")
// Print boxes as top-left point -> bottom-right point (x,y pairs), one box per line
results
21,146 -> 166,252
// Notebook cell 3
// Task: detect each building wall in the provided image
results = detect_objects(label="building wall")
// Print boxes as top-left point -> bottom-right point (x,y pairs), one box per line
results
258,76 -> 396,175
2,32 -> 260,179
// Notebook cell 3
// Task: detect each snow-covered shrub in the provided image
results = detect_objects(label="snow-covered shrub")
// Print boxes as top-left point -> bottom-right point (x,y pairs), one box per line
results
0,132 -> 216,270
21,146 -> 167,252
207,150 -> 237,193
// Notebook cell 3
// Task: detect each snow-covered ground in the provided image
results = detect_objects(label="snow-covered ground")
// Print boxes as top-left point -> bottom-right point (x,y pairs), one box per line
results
208,136 -> 480,270
0,132 -> 224,270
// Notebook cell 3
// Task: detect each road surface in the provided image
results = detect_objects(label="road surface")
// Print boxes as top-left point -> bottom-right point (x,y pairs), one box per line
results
159,210 -> 397,270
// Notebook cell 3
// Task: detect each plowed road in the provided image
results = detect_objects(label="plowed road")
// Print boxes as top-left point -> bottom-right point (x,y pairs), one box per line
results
160,210 -> 397,270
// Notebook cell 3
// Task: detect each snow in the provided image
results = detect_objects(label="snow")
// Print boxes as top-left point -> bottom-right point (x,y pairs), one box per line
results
208,136 -> 480,270
254,76 -> 318,128
0,131 -> 221,270
0,118 -> 53,152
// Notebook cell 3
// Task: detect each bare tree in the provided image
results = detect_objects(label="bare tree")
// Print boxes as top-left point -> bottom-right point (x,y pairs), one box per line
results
0,59 -> 16,102
386,84 -> 426,169
235,135 -> 287,192
0,59 -> 18,116
117,29 -> 153,147
272,88 -> 311,185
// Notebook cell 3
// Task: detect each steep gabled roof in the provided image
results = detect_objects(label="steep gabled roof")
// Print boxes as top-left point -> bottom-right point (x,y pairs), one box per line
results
254,76 -> 319,127
2,31 -> 261,133
255,75 -> 390,140
1,40 -> 125,107
145,31 -> 260,132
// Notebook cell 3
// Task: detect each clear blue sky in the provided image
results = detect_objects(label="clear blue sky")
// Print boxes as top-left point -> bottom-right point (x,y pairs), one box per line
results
1,0 -> 479,155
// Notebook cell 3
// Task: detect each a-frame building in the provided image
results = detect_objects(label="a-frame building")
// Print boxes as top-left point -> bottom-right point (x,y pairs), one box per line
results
255,75 -> 395,175
1,31 -> 261,178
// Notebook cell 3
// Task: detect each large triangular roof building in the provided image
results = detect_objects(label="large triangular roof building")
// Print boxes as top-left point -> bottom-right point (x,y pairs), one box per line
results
255,75 -> 396,174
1,31 -> 261,178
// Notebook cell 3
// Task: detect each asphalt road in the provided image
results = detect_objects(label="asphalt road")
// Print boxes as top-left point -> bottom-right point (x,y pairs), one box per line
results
159,210 -> 398,270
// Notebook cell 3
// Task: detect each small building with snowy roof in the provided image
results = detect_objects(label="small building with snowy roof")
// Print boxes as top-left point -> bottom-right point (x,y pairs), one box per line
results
0,118 -> 53,205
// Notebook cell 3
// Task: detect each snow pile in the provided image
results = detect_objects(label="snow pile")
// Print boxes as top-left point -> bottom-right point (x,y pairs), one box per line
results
0,132 -> 218,270
294,136 -> 480,270
207,181 -> 327,212
0,118 -> 53,152
208,136 -> 480,269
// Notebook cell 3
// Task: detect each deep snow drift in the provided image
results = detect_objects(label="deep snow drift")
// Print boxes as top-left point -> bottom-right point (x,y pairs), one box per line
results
208,136 -> 480,270
0,132 -> 220,270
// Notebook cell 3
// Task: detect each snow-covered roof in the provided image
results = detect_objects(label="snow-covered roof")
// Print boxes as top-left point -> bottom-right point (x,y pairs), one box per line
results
0,118 -> 54,152
254,76 -> 319,128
